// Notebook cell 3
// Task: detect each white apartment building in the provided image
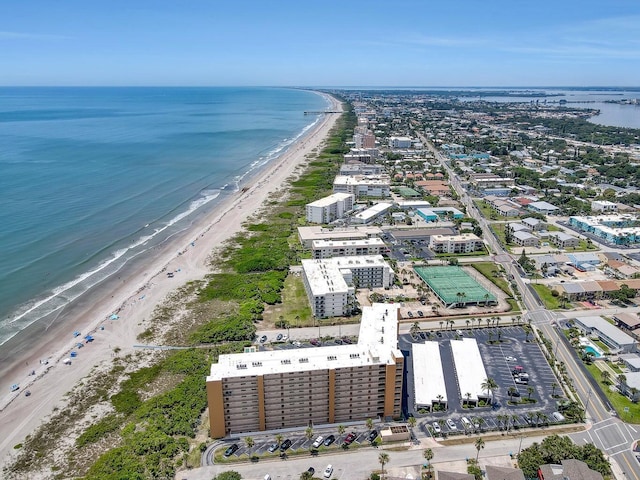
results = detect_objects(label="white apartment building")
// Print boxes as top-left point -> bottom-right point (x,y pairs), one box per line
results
305,193 -> 355,224
333,175 -> 391,198
352,202 -> 393,224
339,162 -> 383,176
302,255 -> 394,317
389,136 -> 413,148
297,225 -> 382,248
428,234 -> 484,254
591,200 -> 618,213
312,237 -> 386,259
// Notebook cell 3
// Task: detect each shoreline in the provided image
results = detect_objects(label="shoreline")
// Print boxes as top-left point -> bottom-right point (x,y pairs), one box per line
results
0,91 -> 343,465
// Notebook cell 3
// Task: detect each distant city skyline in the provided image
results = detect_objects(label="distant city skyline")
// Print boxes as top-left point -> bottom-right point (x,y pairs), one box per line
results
2,0 -> 640,87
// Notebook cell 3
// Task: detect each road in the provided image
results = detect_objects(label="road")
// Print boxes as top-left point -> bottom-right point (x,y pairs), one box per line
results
419,133 -> 640,479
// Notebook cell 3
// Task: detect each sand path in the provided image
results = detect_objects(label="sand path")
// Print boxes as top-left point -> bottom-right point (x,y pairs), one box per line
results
0,93 -> 342,466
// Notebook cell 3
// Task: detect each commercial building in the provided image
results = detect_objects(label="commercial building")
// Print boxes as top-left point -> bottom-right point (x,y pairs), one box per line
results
206,303 -> 404,437
312,238 -> 386,259
429,234 -> 484,254
302,255 -> 394,318
352,202 -> 393,224
416,207 -> 464,222
450,338 -> 491,406
528,201 -> 559,214
333,175 -> 391,198
512,230 -> 540,248
413,341 -> 447,411
573,315 -> 637,353
389,136 -> 413,148
297,225 -> 382,249
305,193 -> 355,224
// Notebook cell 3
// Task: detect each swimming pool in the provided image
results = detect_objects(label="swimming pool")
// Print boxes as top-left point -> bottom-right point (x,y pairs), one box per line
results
583,345 -> 602,358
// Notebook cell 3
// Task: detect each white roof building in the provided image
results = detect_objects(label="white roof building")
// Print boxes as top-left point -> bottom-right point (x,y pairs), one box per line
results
297,225 -> 382,248
413,341 -> 447,410
352,202 -> 393,224
312,237 -> 386,259
306,193 -> 355,224
333,175 -> 391,198
450,338 -> 490,404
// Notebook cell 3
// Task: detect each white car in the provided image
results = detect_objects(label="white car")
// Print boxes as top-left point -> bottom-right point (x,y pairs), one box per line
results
446,419 -> 457,430
281,334 -> 288,341
505,356 -> 517,362
312,435 -> 324,448
432,421 -> 441,433
323,464 -> 333,478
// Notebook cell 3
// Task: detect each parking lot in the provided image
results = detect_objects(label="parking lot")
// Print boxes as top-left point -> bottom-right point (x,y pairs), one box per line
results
211,428 -> 377,465
401,325 -> 565,436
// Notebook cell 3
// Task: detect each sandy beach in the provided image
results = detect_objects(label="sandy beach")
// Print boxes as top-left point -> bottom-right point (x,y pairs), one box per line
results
0,92 -> 342,467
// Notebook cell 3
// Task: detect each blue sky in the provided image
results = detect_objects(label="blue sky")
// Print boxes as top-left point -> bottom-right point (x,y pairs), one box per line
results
2,0 -> 639,86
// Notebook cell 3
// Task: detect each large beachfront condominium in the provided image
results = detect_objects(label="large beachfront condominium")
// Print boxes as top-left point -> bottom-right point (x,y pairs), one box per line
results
297,225 -> 382,249
206,303 -> 404,437
312,237 -> 386,259
302,255 -> 394,318
305,193 -> 355,224
333,175 -> 391,199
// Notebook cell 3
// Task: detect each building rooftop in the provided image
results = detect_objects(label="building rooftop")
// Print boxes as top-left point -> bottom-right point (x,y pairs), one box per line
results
353,202 -> 393,222
450,338 -> 488,402
312,237 -> 386,249
306,192 -> 354,208
575,315 -> 636,347
413,341 -> 447,407
207,303 -> 401,381
298,225 -> 382,244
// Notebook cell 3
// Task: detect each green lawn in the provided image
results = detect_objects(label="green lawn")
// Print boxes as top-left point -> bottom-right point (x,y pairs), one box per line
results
471,262 -> 511,295
263,274 -> 313,327
473,200 -> 515,221
531,284 -> 563,310
561,240 -> 600,252
584,363 -> 640,424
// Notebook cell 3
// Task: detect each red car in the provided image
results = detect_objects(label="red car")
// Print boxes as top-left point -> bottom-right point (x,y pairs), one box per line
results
343,432 -> 357,445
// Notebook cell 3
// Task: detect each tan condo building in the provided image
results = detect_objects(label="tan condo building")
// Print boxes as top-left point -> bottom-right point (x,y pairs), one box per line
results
206,303 -> 404,438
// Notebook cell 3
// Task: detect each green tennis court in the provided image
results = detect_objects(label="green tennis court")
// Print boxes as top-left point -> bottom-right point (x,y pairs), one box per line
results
414,266 -> 496,307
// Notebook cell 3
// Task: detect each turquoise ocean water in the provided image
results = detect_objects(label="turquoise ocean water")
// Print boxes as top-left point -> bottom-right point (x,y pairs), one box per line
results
0,87 -> 327,347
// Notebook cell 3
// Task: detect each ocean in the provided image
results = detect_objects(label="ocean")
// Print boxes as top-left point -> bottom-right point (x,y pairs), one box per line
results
0,87 -> 327,347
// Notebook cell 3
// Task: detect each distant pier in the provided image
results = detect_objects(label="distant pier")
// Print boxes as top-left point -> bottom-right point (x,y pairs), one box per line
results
304,110 -> 341,115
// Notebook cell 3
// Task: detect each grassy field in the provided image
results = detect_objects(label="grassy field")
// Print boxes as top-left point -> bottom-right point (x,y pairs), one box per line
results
471,262 -> 511,295
585,363 -> 640,424
473,200 -> 514,221
531,283 -> 563,310
263,274 -> 313,327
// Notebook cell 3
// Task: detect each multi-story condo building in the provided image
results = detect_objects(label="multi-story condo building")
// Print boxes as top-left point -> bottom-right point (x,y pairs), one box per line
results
297,225 -> 382,249
569,215 -> 640,245
389,136 -> 412,148
428,234 -> 484,254
305,193 -> 355,224
333,175 -> 391,198
206,303 -> 404,437
302,255 -> 394,318
353,131 -> 376,149
339,161 -> 383,176
312,237 -> 386,259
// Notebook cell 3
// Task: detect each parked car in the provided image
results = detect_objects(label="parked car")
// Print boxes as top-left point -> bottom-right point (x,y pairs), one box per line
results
323,435 -> 335,446
224,444 -> 239,457
312,436 -> 324,448
343,432 -> 357,445
341,337 -> 353,344
280,439 -> 292,451
323,464 -> 334,478
307,467 -> 315,475
446,419 -> 457,430
407,311 -> 414,318
432,421 -> 441,433
310,338 -> 320,346
334,338 -> 343,344
505,356 -> 517,362
417,310 -> 424,317
368,430 -> 378,442
259,335 -> 267,343
276,333 -> 283,341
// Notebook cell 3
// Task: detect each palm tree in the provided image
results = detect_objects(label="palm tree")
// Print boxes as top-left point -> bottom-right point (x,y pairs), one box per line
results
508,386 -> 517,402
465,392 -> 472,406
466,319 -> 471,329
439,320 -> 444,330
244,436 -> 254,451
338,424 -> 346,436
301,471 -> 314,480
631,387 -> 639,403
378,452 -> 390,476
407,416 -> 417,438
423,448 -> 434,477
275,433 -> 283,446
481,377 -> 498,401
474,417 -> 485,432
366,418 -> 375,430
618,373 -> 627,387
601,370 -> 611,384
305,426 -> 314,442
449,319 -> 455,331
436,394 -> 444,411
410,321 -> 420,337
527,386 -> 534,400
474,437 -> 485,461
486,318 -> 491,328
551,382 -> 559,397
